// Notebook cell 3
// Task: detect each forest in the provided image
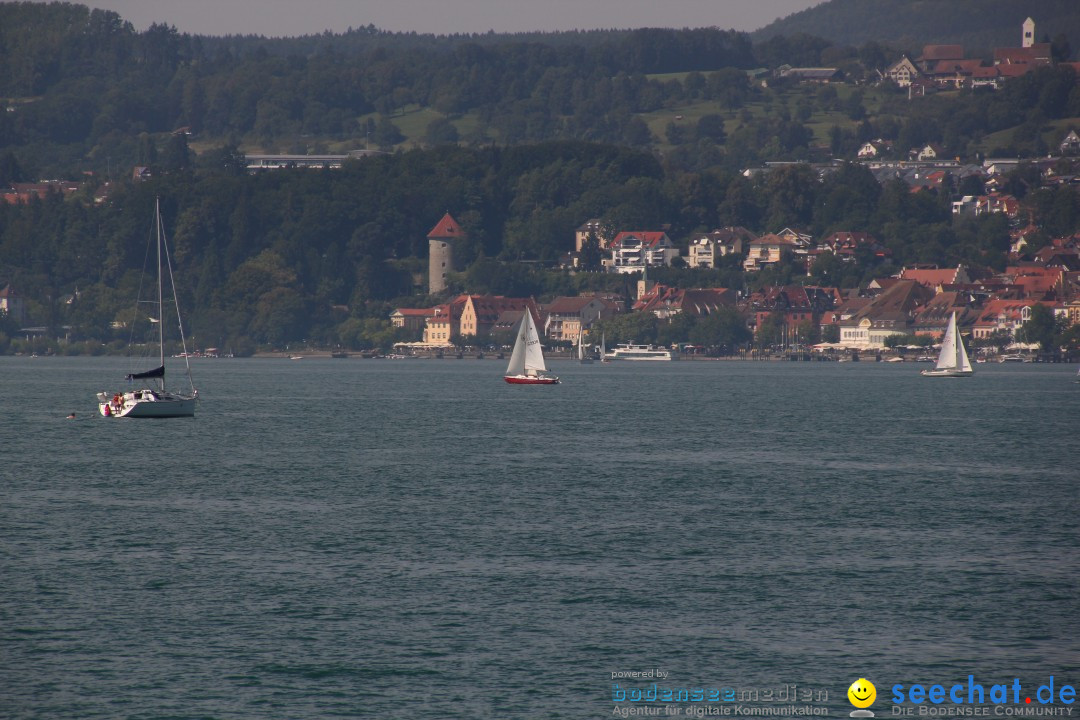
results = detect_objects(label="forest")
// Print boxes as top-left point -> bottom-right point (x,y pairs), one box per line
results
1,2 -> 1079,354
2,137 -> 1076,355
2,1 -> 1079,181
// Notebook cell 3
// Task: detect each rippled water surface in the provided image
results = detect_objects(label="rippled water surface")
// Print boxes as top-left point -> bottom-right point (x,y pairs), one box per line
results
2,356 -> 1078,718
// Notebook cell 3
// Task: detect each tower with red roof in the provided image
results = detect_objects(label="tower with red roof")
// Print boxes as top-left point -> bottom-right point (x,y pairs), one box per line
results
428,213 -> 464,294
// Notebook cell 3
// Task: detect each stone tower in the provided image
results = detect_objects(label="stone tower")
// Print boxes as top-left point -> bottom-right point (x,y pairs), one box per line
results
1022,17 -> 1035,48
427,212 -> 464,294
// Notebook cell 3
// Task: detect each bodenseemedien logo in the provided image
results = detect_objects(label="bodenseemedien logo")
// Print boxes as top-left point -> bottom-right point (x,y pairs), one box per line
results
849,678 -> 877,717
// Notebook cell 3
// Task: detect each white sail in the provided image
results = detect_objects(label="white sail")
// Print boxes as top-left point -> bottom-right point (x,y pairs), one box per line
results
955,318 -> 973,373
934,312 -> 972,372
506,310 -> 547,375
923,312 -> 973,377
933,313 -> 958,370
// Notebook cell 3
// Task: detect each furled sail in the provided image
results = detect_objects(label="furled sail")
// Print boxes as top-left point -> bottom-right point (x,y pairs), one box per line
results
127,365 -> 165,380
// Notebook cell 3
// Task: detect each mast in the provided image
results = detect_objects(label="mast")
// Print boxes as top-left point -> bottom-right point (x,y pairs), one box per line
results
156,197 -> 165,389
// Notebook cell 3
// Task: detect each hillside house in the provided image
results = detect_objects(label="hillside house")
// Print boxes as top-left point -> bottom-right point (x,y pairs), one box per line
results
574,219 -> 611,251
884,55 -> 922,88
608,231 -> 680,273
0,284 -> 26,324
687,227 -> 755,268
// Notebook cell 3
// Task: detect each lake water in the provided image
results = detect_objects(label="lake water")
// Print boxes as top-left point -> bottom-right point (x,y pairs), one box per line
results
2,356 -> 1078,718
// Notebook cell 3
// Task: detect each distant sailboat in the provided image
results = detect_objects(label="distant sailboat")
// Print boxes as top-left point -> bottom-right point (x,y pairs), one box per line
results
600,332 -> 610,363
504,309 -> 559,384
921,312 -> 974,377
97,198 -> 199,417
577,334 -> 593,364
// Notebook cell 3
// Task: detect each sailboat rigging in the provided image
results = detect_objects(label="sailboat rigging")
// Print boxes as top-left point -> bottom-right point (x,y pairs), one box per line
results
97,198 -> 199,417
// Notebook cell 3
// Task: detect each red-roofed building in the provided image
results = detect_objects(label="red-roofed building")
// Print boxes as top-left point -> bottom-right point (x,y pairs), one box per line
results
423,295 -> 469,345
926,58 -> 986,89
972,299 -> 1053,340
975,193 -> 1020,218
635,285 -> 736,320
1005,266 -> 1065,300
743,285 -> 836,341
993,45 -> 1052,69
918,45 -> 965,67
428,213 -> 464,294
898,266 -> 972,291
460,295 -> 540,339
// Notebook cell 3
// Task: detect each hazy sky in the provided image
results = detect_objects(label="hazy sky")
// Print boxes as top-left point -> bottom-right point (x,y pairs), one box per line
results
70,0 -> 824,37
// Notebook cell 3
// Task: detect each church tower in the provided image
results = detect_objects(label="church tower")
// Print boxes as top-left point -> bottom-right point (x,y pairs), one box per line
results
1022,17 -> 1035,48
427,213 -> 464,294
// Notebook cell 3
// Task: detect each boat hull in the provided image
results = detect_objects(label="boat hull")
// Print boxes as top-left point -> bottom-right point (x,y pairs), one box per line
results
99,391 -> 197,418
504,375 -> 559,384
920,369 -> 974,377
604,344 -> 676,360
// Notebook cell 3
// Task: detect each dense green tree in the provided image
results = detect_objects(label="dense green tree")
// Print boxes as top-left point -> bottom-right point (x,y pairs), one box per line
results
696,114 -> 727,144
1017,303 -> 1062,352
687,306 -> 751,353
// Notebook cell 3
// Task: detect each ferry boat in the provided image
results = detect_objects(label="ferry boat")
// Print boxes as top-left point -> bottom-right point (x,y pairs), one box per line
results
604,343 -> 678,361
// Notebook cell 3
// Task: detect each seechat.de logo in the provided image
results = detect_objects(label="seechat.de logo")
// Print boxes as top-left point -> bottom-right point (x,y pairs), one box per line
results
849,678 -> 878,718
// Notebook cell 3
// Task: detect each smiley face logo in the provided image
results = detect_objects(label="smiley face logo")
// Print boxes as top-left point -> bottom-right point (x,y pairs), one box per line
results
848,678 -> 876,709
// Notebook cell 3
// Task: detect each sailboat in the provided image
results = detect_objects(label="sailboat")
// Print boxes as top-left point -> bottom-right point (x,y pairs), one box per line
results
504,309 -> 559,384
921,312 -> 974,377
97,198 -> 199,417
600,332 -> 610,363
577,333 -> 593,364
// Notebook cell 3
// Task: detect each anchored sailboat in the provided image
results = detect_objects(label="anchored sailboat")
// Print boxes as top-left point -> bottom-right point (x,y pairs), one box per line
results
504,309 -> 559,384
921,312 -> 974,378
97,198 -> 199,417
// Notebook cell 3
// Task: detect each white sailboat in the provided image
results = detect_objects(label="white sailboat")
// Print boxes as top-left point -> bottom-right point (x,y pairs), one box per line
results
921,312 -> 974,378
97,198 -> 199,417
504,309 -> 559,384
577,333 -> 593,364
600,332 -> 610,363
